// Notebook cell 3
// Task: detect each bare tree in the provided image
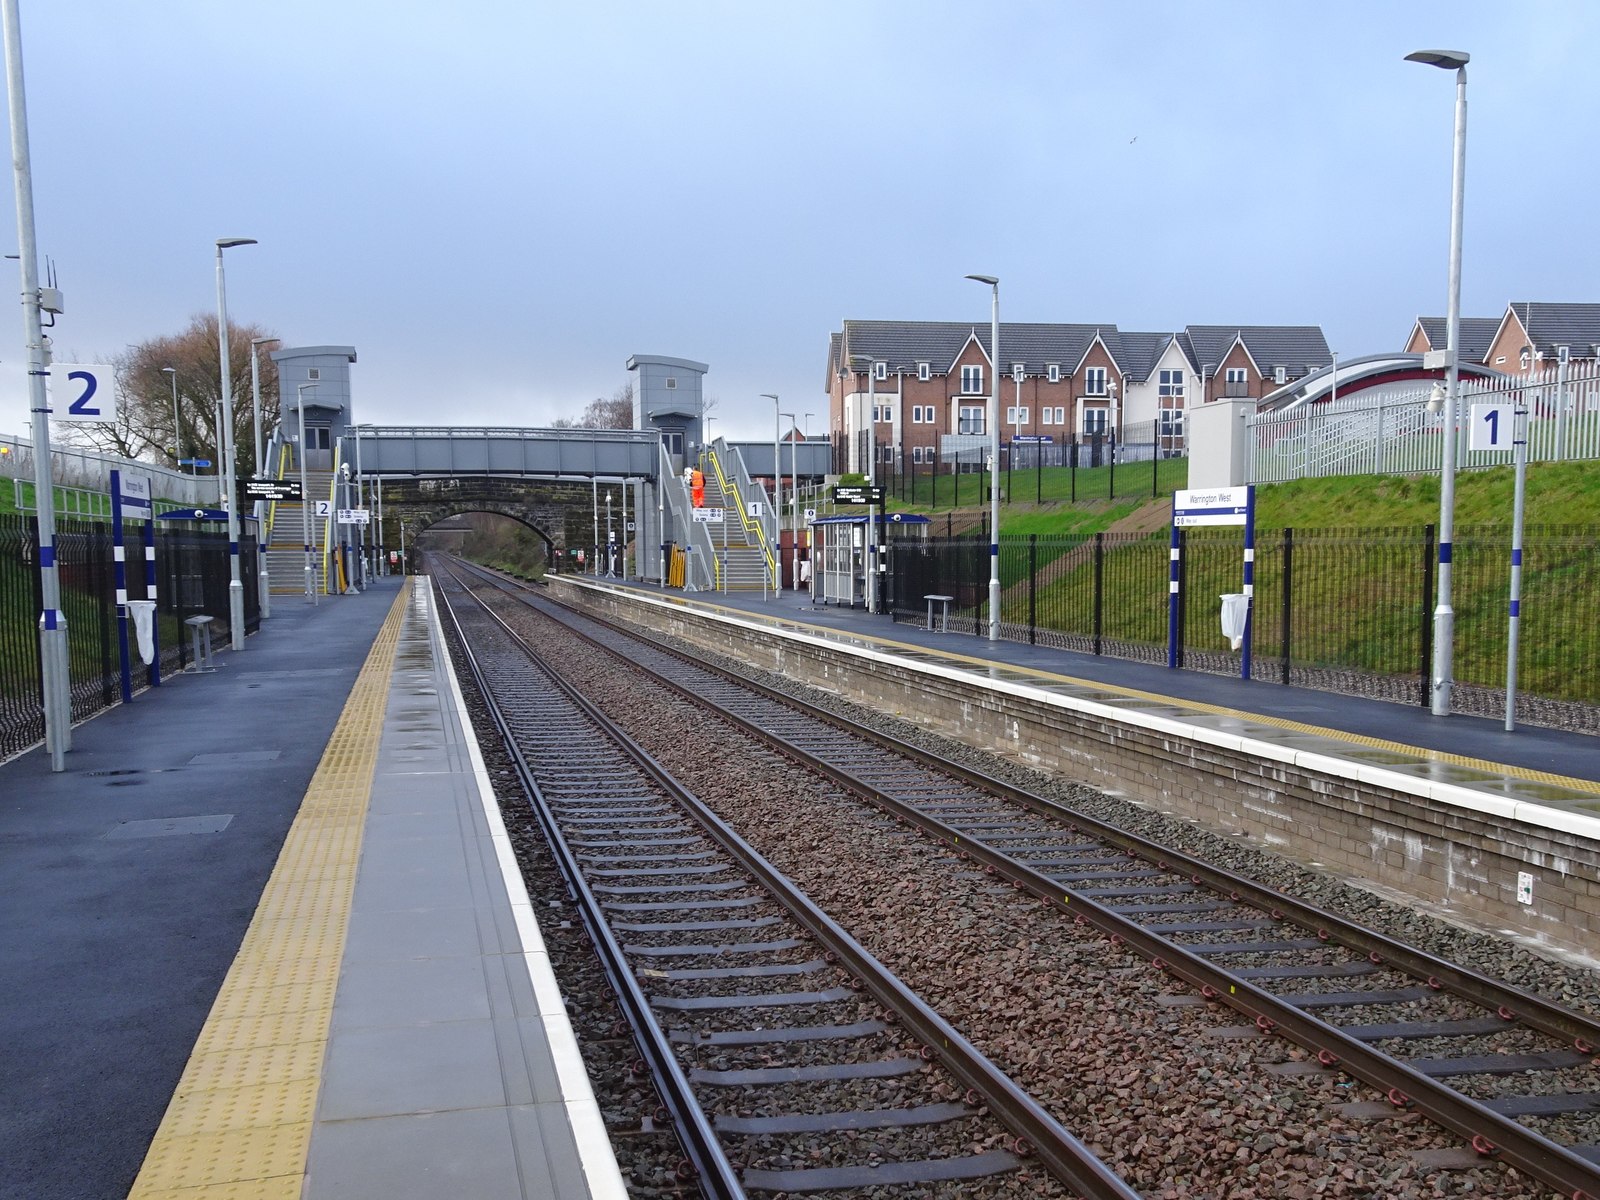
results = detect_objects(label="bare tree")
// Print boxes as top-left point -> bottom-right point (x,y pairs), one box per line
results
58,313 -> 279,478
582,382 -> 634,429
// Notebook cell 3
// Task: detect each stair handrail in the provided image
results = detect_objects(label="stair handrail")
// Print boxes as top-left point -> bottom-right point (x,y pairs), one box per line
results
659,442 -> 716,590
704,440 -> 778,587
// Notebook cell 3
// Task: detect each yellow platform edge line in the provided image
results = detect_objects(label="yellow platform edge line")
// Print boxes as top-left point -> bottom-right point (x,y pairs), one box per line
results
635,587 -> 1600,798
127,584 -> 411,1199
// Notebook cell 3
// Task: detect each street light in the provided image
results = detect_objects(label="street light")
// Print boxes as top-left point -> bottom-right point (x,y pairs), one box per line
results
965,273 -> 1001,641
762,393 -> 781,592
250,336 -> 277,620
781,410 -> 798,598
214,235 -> 256,650
296,383 -> 317,604
162,366 -> 181,472
1406,47 -> 1469,716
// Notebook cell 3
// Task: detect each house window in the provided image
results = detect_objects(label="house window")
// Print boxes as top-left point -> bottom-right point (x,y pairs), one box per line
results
665,376 -> 677,389
1006,406 -> 1029,425
958,405 -> 985,434
1012,363 -> 1026,382
1082,408 -> 1108,435
1223,367 -> 1249,397
917,362 -> 930,381
1494,355 -> 1507,365
307,367 -> 321,381
874,361 -> 888,381
1273,365 -> 1287,385
1519,348 -> 1532,370
1047,364 -> 1060,384
912,446 -> 925,464
1159,409 -> 1185,438
960,365 -> 984,394
1085,367 -> 1107,396
1158,369 -> 1184,399
1040,408 -> 1053,426
1053,406 -> 1065,424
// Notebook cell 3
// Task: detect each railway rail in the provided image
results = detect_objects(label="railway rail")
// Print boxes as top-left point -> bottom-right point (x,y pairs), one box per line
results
447,557 -> 1600,1200
432,559 -> 1138,1198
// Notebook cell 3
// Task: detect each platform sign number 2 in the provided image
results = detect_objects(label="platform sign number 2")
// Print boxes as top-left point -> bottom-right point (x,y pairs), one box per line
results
49,363 -> 118,425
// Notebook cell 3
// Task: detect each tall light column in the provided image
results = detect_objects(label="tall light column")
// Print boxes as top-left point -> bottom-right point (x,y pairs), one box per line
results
163,366 -> 181,470
250,336 -> 276,619
781,411 -> 798,596
297,383 -> 317,604
214,236 -> 256,650
5,0 -> 68,768
762,392 -> 781,590
966,274 -> 1001,640
1406,48 -> 1470,716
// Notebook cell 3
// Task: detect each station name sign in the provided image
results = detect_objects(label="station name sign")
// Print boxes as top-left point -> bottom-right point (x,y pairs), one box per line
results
1173,486 -> 1250,528
832,484 -> 884,505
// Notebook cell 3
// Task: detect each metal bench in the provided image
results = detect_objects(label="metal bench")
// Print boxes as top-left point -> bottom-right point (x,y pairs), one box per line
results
184,615 -> 216,673
923,594 -> 954,633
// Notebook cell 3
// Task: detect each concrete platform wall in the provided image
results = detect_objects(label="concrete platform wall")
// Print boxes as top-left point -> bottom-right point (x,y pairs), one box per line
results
551,578 -> 1600,962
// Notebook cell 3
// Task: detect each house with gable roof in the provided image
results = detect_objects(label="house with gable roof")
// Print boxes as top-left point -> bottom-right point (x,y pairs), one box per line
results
1175,326 -> 1332,406
1481,303 -> 1600,374
1403,316 -> 1500,363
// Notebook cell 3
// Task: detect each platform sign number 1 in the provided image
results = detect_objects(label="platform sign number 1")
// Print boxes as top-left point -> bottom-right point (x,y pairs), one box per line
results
1469,402 -> 1515,452
49,363 -> 118,424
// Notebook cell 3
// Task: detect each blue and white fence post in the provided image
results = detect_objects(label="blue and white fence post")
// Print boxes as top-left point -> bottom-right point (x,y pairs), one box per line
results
1241,486 -> 1256,681
111,470 -> 131,703
144,508 -> 160,687
1173,485 -> 1254,677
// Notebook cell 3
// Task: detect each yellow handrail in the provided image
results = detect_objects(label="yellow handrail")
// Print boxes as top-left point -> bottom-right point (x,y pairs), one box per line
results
704,449 -> 777,583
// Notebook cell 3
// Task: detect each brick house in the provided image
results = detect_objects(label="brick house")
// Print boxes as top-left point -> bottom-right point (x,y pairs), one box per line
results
1174,326 -> 1332,406
1480,303 -> 1600,374
1402,316 -> 1500,362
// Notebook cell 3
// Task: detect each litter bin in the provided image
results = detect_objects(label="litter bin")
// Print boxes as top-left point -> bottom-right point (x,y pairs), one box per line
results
1220,593 -> 1250,651
126,600 -> 157,665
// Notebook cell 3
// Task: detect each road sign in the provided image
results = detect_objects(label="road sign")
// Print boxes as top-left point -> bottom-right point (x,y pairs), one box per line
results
1173,486 -> 1250,527
832,485 -> 884,505
179,458 -> 212,468
1469,403 -> 1516,452
49,363 -> 118,424
241,478 -> 303,501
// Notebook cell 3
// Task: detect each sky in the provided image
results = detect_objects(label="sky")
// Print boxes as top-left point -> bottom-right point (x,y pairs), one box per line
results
0,0 -> 1595,444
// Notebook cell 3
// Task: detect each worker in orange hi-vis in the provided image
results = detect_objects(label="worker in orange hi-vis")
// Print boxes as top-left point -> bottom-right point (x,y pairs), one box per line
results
690,467 -> 705,508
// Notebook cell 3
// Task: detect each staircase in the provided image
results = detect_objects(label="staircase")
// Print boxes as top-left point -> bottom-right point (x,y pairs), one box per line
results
265,467 -> 335,595
700,459 -> 773,591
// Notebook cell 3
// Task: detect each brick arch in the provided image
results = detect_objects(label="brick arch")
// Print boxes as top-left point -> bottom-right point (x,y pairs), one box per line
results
380,477 -> 601,562
406,503 -> 557,561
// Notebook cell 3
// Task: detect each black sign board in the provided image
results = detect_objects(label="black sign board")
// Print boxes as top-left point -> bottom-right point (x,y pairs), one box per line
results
241,478 -> 303,501
832,484 -> 884,505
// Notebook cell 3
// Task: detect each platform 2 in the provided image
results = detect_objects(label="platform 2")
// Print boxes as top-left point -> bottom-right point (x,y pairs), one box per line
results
553,574 -> 1600,963
0,576 -> 624,1200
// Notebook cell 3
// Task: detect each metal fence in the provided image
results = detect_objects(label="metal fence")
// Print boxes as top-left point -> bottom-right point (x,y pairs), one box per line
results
0,512 -> 259,759
1249,362 -> 1600,484
887,522 -> 1600,734
1,431 -> 217,511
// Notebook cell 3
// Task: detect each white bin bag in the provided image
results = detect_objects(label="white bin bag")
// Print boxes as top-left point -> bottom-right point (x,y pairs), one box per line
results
1220,593 -> 1250,651
127,600 -> 157,665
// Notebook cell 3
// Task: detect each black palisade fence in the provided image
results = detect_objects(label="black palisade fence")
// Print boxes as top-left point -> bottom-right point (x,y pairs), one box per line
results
889,523 -> 1600,733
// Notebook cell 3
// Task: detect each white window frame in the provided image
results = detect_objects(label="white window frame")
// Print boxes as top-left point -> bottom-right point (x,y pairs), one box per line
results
1085,367 -> 1107,396
1006,406 -> 1029,425
1225,367 -> 1248,385
1158,368 -> 1184,398
1047,363 -> 1060,384
917,362 -> 930,381
1012,363 -> 1026,383
958,405 -> 985,434
912,445 -> 925,464
1054,406 -> 1065,424
960,365 -> 984,395
1273,365 -> 1287,385
1082,407 -> 1108,435
874,361 -> 888,381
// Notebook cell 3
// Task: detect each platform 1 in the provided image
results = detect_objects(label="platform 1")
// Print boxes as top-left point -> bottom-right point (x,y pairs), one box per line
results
0,575 -> 624,1200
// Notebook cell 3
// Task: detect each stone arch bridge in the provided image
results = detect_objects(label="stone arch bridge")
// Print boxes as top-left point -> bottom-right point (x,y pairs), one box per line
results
379,476 -> 636,560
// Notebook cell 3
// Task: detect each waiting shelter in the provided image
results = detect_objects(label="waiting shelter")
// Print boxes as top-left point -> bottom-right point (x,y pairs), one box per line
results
809,512 -> 929,609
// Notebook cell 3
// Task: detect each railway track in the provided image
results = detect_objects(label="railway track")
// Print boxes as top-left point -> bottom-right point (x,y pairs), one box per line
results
448,558 -> 1600,1200
432,560 -> 1137,1198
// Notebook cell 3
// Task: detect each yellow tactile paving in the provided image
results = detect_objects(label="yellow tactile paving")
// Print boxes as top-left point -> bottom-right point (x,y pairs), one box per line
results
655,590 -> 1600,798
127,584 -> 410,1200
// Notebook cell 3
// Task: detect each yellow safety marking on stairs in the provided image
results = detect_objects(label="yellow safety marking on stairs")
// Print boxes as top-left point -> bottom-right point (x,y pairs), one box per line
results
128,584 -> 410,1200
634,587 -> 1600,798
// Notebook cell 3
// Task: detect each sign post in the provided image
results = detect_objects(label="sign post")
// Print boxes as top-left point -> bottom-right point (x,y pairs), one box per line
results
1172,486 -> 1256,679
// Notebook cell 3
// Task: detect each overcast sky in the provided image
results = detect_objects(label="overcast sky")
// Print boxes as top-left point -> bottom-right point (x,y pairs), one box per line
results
0,1 -> 1594,444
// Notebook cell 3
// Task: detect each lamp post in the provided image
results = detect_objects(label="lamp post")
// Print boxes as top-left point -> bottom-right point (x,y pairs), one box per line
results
965,274 -> 1001,641
214,236 -> 256,650
1406,47 -> 1469,717
781,410 -> 798,595
250,336 -> 276,619
762,392 -> 781,591
297,383 -> 317,604
163,366 -> 181,472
